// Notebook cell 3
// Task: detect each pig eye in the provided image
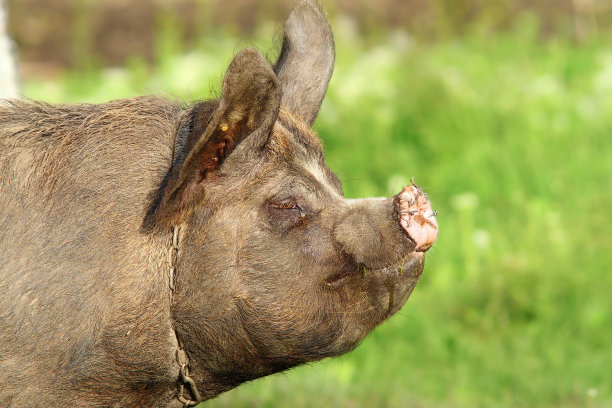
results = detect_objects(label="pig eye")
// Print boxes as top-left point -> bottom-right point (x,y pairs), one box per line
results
269,198 -> 301,211
267,198 -> 306,229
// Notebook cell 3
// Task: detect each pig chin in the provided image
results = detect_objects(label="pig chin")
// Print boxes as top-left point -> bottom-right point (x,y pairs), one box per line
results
371,252 -> 425,318
326,252 -> 425,322
316,254 -> 425,356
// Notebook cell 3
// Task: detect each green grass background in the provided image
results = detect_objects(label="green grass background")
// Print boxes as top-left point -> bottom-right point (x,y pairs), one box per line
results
23,15 -> 611,408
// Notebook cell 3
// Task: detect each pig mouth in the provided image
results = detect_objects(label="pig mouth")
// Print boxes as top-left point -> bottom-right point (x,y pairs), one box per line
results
323,253 -> 424,320
323,269 -> 357,289
323,252 -> 424,291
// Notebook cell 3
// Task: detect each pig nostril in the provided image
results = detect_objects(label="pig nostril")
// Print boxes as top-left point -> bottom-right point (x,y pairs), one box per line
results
396,183 -> 439,252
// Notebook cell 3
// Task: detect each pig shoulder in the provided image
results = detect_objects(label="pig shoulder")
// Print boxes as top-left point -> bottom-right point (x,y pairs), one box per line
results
0,96 -> 185,406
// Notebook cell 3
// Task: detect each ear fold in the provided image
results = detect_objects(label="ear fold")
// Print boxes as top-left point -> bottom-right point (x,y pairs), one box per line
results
274,0 -> 335,125
149,48 -> 281,228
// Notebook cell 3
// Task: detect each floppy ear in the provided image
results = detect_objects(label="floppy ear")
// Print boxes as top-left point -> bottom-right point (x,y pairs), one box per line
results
149,48 -> 281,227
274,0 -> 335,125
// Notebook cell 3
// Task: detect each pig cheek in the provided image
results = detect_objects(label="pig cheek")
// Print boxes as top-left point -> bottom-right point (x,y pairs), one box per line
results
300,228 -> 367,336
236,226 -> 354,351
300,225 -> 343,268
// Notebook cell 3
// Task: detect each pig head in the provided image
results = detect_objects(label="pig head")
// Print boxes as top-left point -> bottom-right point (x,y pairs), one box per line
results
0,1 -> 437,406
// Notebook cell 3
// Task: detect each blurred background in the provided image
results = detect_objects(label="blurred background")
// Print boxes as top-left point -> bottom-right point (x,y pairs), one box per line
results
4,0 -> 611,406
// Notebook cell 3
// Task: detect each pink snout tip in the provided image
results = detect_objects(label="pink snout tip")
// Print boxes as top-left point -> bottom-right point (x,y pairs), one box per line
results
396,184 -> 439,252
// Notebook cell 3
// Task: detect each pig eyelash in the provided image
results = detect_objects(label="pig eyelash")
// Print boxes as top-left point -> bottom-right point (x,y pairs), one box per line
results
269,199 -> 301,210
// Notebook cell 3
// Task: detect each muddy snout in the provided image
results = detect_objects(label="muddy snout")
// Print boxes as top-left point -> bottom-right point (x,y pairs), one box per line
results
394,184 -> 438,253
333,183 -> 438,271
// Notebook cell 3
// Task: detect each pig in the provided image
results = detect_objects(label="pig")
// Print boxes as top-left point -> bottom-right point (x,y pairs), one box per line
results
0,1 -> 438,407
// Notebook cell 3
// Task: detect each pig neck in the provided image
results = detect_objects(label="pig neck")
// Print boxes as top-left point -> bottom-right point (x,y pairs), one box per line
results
168,224 -> 203,406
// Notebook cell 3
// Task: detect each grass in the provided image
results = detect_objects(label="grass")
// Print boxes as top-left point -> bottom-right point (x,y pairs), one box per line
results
23,18 -> 612,408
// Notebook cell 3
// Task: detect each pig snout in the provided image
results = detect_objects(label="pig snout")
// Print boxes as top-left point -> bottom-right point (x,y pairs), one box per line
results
395,184 -> 438,253
333,183 -> 438,272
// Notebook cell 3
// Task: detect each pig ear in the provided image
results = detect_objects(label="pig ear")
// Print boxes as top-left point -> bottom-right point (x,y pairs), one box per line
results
274,0 -> 335,125
148,48 -> 281,228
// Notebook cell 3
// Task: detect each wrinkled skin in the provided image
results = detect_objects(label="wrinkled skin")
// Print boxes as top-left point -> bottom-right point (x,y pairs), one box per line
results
0,1 -> 438,406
